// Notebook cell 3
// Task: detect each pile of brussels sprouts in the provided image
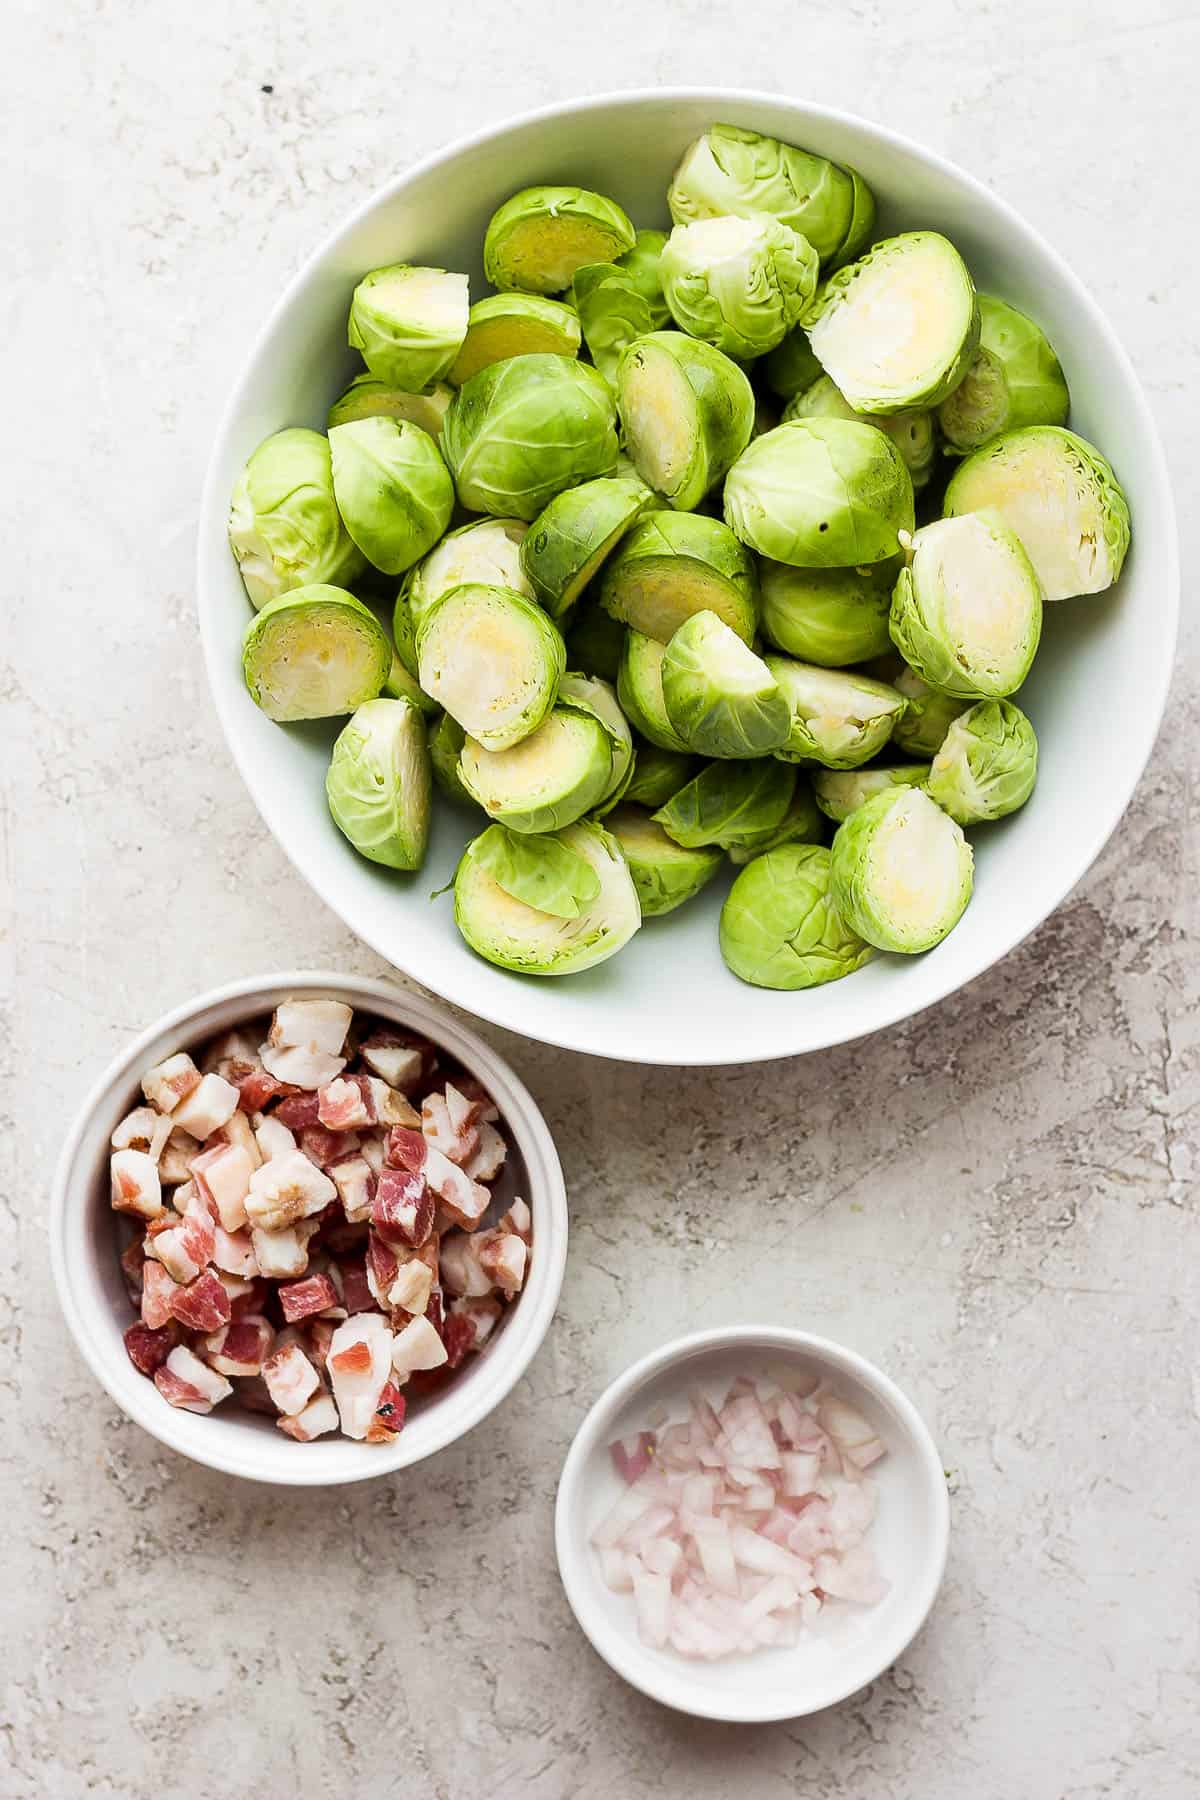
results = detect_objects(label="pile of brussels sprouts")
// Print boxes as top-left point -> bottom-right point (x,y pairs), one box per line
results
229,122 -> 1132,991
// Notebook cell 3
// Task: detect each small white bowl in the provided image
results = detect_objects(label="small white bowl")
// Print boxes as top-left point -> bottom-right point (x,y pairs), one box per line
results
555,1327 -> 949,1721
50,971 -> 567,1485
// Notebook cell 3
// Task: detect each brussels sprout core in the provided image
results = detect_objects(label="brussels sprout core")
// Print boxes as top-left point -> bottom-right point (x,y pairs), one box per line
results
329,418 -> 455,576
241,586 -> 391,722
416,583 -> 565,752
453,820 -> 641,975
662,612 -> 790,759
724,419 -> 915,567
616,332 -> 754,512
449,294 -> 582,386
483,187 -> 637,294
926,699 -> 1038,824
890,510 -> 1043,698
602,510 -> 758,646
830,785 -> 973,953
766,658 -> 908,768
720,844 -> 873,989
458,706 -> 614,834
228,427 -> 365,608
604,805 -> 723,918
348,265 -> 469,392
326,697 -> 431,870
443,354 -> 619,520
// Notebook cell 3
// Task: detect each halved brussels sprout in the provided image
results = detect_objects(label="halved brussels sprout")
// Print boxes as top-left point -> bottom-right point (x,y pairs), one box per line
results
429,712 -> 473,805
727,778 -> 824,864
448,293 -> 581,387
660,214 -> 819,360
616,230 -> 671,329
406,517 -> 531,626
483,187 -> 636,294
617,630 -> 691,753
653,758 -> 796,854
813,764 -> 930,823
571,262 -> 654,387
926,699 -> 1038,824
830,785 -> 973,953
624,745 -> 697,809
242,585 -> 391,722
454,820 -> 641,975
890,666 -> 970,757
329,418 -> 455,576
565,598 -> 626,682
557,671 -> 635,811
521,477 -> 651,623
416,583 -> 565,751
763,325 -> 822,400
667,124 -> 862,265
601,510 -> 758,645
784,374 -> 935,490
443,354 -> 618,520
765,658 -> 908,768
662,611 -> 790,759
759,557 -> 896,666
616,332 -> 754,512
348,265 -> 469,391
833,168 -> 877,268
228,428 -> 366,609
604,805 -> 723,917
458,704 -> 614,833
809,232 -> 980,413
720,844 -> 873,989
383,644 -> 437,716
938,296 -> 1069,453
890,510 -> 1043,698
724,419 -> 914,567
327,374 -> 454,438
325,697 -> 431,870
943,426 -> 1130,601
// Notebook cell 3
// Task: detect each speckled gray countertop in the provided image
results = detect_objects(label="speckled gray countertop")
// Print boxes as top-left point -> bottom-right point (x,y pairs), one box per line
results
5,2 -> 1198,1794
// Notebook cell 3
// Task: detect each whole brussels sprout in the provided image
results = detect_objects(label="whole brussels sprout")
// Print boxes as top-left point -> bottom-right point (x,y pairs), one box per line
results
667,124 -> 867,265
615,229 -> 671,329
429,711 -> 473,805
602,510 -> 759,645
458,704 -> 615,834
943,426 -> 1130,602
724,419 -> 914,567
521,477 -> 651,623
784,374 -> 936,491
763,325 -> 823,400
604,804 -> 724,917
242,585 -> 391,722
616,331 -> 754,512
406,517 -> 531,626
325,696 -> 431,870
443,354 -> 618,520
726,778 -> 824,864
659,213 -> 819,360
416,582 -> 565,751
813,764 -> 929,823
720,844 -> 873,989
830,785 -> 974,953
662,611 -> 790,759
624,745 -> 698,809
766,658 -> 908,768
484,187 -> 636,294
327,374 -> 454,438
890,666 -> 970,757
926,699 -> 1038,824
759,557 -> 896,666
453,820 -> 641,976
228,427 -> 365,608
938,295 -> 1069,453
449,293 -> 581,387
572,262 -> 654,387
653,758 -> 796,854
348,265 -> 469,391
329,418 -> 455,576
890,510 -> 1043,698
618,629 -> 691,753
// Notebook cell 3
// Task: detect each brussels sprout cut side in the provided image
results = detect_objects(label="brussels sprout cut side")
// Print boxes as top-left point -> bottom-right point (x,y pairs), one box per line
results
660,214 -> 819,360
830,786 -> 973,954
449,293 -> 582,387
242,586 -> 392,722
557,672 -> 635,812
604,805 -> 723,918
813,764 -> 930,824
454,821 -> 641,976
616,332 -> 754,512
327,374 -> 454,438
458,705 -> 614,834
938,295 -> 1070,453
654,758 -> 796,855
228,428 -> 366,609
890,511 -> 1043,698
926,699 -> 1038,825
326,697 -> 431,870
521,477 -> 651,623
406,517 -> 531,625
483,186 -> 637,294
443,354 -> 619,520
416,583 -> 565,752
348,265 -> 469,392
766,659 -> 908,769
662,612 -> 791,759
618,630 -> 692,754
720,845 -> 873,990
329,418 -> 455,576
668,124 -> 865,266
601,511 -> 758,646
759,558 -> 895,667
724,419 -> 915,568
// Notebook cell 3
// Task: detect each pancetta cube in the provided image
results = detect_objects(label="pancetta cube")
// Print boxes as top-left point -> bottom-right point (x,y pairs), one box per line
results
201,1316 -> 274,1377
329,1155 -> 374,1225
110,1150 -> 164,1221
304,1317 -> 337,1372
170,1269 -> 232,1333
141,1052 -> 201,1115
278,1273 -> 339,1324
111,1107 -> 173,1161
145,1190 -> 215,1284
364,1380 -> 407,1443
448,1296 -> 502,1349
250,1220 -> 318,1279
439,1232 -> 493,1298
363,1077 -> 420,1128
190,1142 -> 253,1232
476,1228 -> 527,1297
214,1268 -> 259,1310
260,999 -> 352,1090
338,1258 -> 375,1315
119,1237 -> 146,1307
299,1124 -> 355,1170
327,1313 -> 394,1439
254,1114 -> 296,1161
464,1120 -> 507,1183
388,1257 -> 433,1316
210,1225 -> 259,1277
171,1072 -> 240,1141
277,1393 -> 340,1441
245,1151 -> 335,1232
359,1031 -> 426,1092
359,1134 -> 386,1176
273,1092 -> 321,1131
317,1077 -> 373,1132
209,1107 -> 263,1170
498,1196 -> 531,1242
425,1147 -> 490,1230
201,1029 -> 260,1075
261,1340 -> 321,1416
158,1128 -> 201,1185
439,1310 -> 477,1369
421,1092 -> 480,1167
154,1345 -> 233,1414
140,1260 -> 178,1329
390,1315 -> 448,1379
372,1167 -> 434,1247
384,1125 -> 426,1172
123,1321 -> 177,1376
170,1179 -> 195,1215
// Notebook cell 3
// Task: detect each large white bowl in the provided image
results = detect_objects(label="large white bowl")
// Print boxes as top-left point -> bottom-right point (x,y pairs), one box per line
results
198,89 -> 1178,1067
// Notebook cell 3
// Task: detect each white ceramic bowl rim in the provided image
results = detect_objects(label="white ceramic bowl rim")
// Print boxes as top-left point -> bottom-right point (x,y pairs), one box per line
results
49,971 -> 568,1485
198,89 -> 1179,1066
554,1324 -> 950,1721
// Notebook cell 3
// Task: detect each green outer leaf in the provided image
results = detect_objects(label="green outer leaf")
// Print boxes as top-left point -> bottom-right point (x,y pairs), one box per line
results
442,354 -> 619,520
604,804 -> 723,917
228,427 -> 366,608
521,477 -> 652,621
556,671 -> 634,810
429,712 -> 473,805
327,374 -> 453,437
348,265 -> 468,391
667,124 -> 854,264
329,418 -> 455,576
724,419 -> 914,567
471,824 -> 600,917
653,759 -> 796,851
453,819 -> 641,976
759,557 -> 896,666
891,667 -> 971,758
661,612 -> 790,759
727,778 -> 824,863
763,326 -> 822,400
829,785 -> 973,953
615,230 -> 671,329
783,375 -> 935,490
813,764 -> 930,823
937,295 -> 1070,453
720,844 -> 873,989
616,331 -> 755,512
926,699 -> 1038,824
659,214 -> 819,360
325,696 -> 431,870
242,585 -> 391,722
618,631 -> 691,753
483,187 -> 636,294
624,746 -> 698,809
830,168 -> 877,269
572,262 -> 654,386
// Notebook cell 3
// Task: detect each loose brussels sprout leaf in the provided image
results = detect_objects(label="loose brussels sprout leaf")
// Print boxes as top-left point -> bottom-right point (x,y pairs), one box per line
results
429,712 -> 474,805
667,124 -> 858,265
565,597 -> 625,682
242,585 -> 391,722
407,517 -> 531,625
624,745 -> 697,810
443,354 -> 619,520
348,265 -> 469,391
483,187 -> 636,294
809,232 -> 980,413
784,374 -> 935,490
653,758 -> 796,853
572,262 -> 654,387
943,426 -> 1130,601
759,557 -> 896,667
724,419 -> 914,567
891,666 -> 970,757
455,819 -> 640,974
720,844 -> 873,989
813,763 -> 930,823
618,630 -> 691,753
763,325 -> 822,400
557,671 -> 635,810
604,804 -> 723,918
616,331 -> 754,512
926,698 -> 1038,824
765,658 -> 908,768
662,611 -> 791,759
601,510 -> 758,645
616,229 -> 671,329
382,645 -> 437,716
458,704 -> 614,833
468,823 -> 601,918
228,428 -> 365,609
890,510 -> 1043,698
830,785 -> 973,953
726,779 -> 824,864
416,582 -> 566,752
660,214 -> 819,360
521,477 -> 651,623
449,293 -> 582,387
327,373 -> 454,437
325,696 -> 431,870
938,295 -> 1069,453
329,418 -> 455,577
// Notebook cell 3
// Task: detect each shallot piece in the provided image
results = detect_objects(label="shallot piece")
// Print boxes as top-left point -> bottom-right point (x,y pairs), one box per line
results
593,1376 -> 890,1661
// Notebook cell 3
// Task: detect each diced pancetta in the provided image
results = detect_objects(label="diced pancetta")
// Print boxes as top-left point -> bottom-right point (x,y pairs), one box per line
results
273,1092 -> 321,1131
372,1166 -> 434,1247
110,1149 -> 164,1220
208,1107 -> 263,1170
210,1225 -> 259,1277
169,1269 -> 231,1333
337,1257 -> 375,1315
464,1120 -> 507,1183
304,1317 -> 337,1371
245,1151 -> 336,1232
140,1259 -> 178,1329
154,1345 -> 233,1414
141,1052 -> 202,1114
439,1232 -> 493,1298
421,1092 -> 480,1167
190,1142 -> 253,1232
453,1076 -> 500,1122
249,1220 -> 319,1279
425,1147 -> 490,1230
277,1393 -> 340,1441
158,1127 -> 201,1185
388,1257 -> 433,1316
329,1155 -> 374,1224
390,1316 -> 448,1380
111,1107 -> 173,1161
361,1076 -> 420,1129
364,1380 -> 407,1443
260,999 -> 352,1090
328,1313 -> 394,1439
317,1076 -> 373,1132
475,1228 -> 527,1297
279,1273 -> 339,1323
385,1125 -> 427,1172
447,1296 -> 501,1348
171,1072 -> 240,1141
359,1031 -> 427,1092
262,1340 -> 321,1416
254,1114 -> 296,1160
201,1315 -> 274,1377
145,1188 -> 215,1284
123,1321 -> 177,1375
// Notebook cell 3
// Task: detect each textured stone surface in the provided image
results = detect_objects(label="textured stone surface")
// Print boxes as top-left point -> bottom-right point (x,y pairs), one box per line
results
4,2 -> 1198,1795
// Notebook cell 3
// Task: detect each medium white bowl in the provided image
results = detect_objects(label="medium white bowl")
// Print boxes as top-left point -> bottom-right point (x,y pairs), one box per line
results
198,89 -> 1178,1066
50,972 -> 567,1485
554,1327 -> 948,1721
